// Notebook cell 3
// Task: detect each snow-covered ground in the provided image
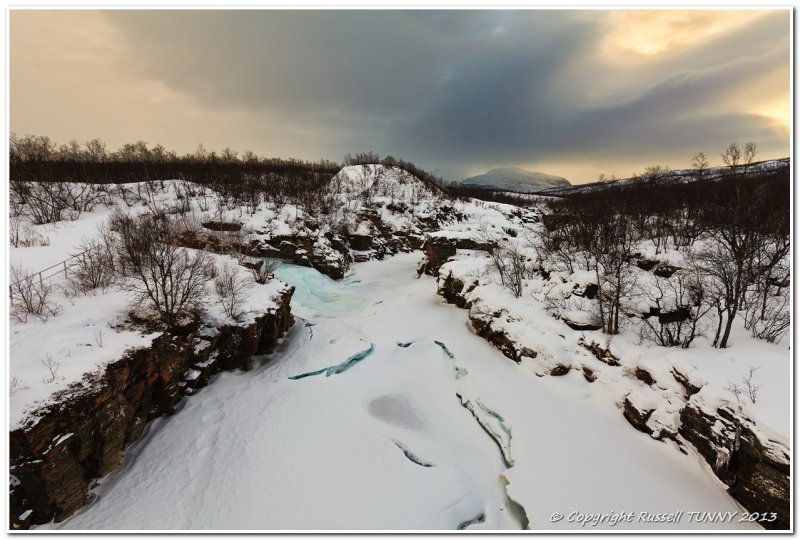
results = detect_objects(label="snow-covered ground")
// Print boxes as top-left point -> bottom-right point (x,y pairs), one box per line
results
434,243 -> 790,444
8,182 -> 290,429
47,254 -> 757,531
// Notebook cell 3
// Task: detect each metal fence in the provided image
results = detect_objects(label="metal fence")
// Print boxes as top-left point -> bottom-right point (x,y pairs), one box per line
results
9,246 -> 102,303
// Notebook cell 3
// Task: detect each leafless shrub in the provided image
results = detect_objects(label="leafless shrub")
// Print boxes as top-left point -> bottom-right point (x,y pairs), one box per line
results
726,367 -> 763,405
724,381 -> 743,403
40,354 -> 61,383
94,329 -> 104,348
477,224 -> 537,298
743,290 -> 789,344
10,265 -> 62,322
741,367 -> 762,403
22,181 -> 104,224
67,231 -> 117,293
10,375 -> 29,396
250,259 -> 278,284
9,218 -> 50,248
215,264 -> 248,321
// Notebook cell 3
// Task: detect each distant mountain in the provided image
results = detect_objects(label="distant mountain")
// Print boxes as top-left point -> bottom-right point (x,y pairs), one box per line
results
538,158 -> 790,197
461,167 -> 571,193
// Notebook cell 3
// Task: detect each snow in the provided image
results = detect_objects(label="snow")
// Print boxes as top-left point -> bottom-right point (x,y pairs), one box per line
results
432,201 -> 789,444
48,254 -> 757,531
9,182 -> 290,429
11,168 -> 788,531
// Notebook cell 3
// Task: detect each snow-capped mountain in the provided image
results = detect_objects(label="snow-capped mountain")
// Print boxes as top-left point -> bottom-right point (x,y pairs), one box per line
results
461,167 -> 571,193
540,158 -> 790,196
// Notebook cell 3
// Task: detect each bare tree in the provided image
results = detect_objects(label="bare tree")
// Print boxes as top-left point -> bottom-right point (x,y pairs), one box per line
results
592,216 -> 638,335
743,142 -> 758,168
691,152 -> 709,181
721,142 -> 741,170
638,271 -> 712,348
113,212 -> 214,328
215,263 -> 248,321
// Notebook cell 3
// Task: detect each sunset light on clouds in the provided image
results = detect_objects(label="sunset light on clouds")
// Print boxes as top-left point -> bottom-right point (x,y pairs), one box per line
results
10,8 -> 790,183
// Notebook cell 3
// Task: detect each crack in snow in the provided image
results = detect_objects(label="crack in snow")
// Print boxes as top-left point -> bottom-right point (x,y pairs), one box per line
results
456,394 -> 514,468
434,340 -> 454,358
499,474 -> 530,530
288,342 -> 374,380
392,440 -> 435,468
438,338 -> 528,531
457,511 -> 486,530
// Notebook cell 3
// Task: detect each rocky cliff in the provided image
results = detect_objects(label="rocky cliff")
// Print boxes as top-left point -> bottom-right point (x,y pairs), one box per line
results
434,271 -> 790,530
9,286 -> 294,530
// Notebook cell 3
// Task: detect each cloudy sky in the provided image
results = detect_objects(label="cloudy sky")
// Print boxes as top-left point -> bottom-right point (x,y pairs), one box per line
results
10,9 -> 790,183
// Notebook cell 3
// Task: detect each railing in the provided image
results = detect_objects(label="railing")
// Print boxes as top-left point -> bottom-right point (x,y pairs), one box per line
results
9,246 -> 102,303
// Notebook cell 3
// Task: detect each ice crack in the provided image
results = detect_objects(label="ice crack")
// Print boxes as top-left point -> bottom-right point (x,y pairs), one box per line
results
288,343 -> 374,380
392,440 -> 435,468
457,512 -> 486,530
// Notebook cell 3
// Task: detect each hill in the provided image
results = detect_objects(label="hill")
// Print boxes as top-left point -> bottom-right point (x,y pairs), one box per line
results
539,158 -> 790,197
461,167 -> 571,193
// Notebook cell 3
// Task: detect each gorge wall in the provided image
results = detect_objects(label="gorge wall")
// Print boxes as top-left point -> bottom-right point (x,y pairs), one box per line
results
9,286 -> 295,530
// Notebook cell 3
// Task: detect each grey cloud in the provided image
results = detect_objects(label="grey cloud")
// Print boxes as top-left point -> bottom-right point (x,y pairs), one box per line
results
79,10 -> 795,180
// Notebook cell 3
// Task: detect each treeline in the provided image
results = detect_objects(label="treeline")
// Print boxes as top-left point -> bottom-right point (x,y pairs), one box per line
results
10,134 -> 342,203
10,135 -> 450,200
538,155 -> 789,348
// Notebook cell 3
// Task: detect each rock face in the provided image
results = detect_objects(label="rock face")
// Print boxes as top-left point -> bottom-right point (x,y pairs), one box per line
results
417,235 -> 494,276
9,287 -> 295,530
679,402 -> 790,530
622,396 -> 654,435
436,270 -> 477,309
435,270 -> 790,529
437,273 -> 569,376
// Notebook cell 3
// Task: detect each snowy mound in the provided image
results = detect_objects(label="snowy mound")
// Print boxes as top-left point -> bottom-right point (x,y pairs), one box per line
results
326,164 -> 438,203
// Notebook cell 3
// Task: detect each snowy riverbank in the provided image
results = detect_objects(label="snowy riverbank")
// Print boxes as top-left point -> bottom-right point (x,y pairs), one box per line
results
48,254 -> 758,531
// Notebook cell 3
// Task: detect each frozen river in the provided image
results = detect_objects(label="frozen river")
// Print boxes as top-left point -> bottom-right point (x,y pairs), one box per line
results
52,253 -> 754,531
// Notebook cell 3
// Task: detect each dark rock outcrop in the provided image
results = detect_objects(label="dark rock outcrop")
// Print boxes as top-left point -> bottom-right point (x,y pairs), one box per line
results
671,368 -> 703,398
634,366 -> 656,386
622,396 -> 654,435
202,221 -> 242,232
679,402 -> 790,530
657,307 -> 690,324
580,339 -> 621,367
635,257 -> 659,271
653,264 -> 680,278
582,366 -> 597,382
9,287 -> 295,530
437,271 -> 477,309
468,309 -> 527,363
562,317 -> 602,332
417,235 -> 494,276
572,282 -> 598,300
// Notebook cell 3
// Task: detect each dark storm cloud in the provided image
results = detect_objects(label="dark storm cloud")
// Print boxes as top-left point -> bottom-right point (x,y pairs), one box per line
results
14,9 -> 790,182
388,11 -> 789,175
